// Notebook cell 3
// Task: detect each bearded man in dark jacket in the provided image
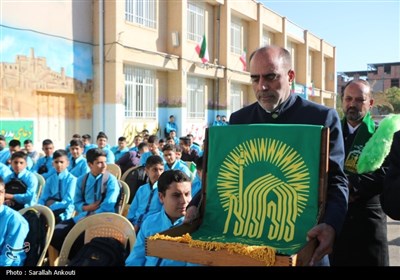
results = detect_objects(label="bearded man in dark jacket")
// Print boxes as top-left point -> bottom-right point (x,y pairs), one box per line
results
329,79 -> 389,266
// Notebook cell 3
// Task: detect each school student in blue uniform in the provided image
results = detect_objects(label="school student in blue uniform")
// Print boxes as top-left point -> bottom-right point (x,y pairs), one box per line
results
139,135 -> 165,166
127,155 -> 164,233
32,139 -> 56,179
0,178 -> 29,266
111,136 -> 129,162
4,151 -> 38,210
96,132 -> 115,164
0,162 -> 12,179
38,149 -> 77,223
50,148 -> 120,252
125,170 -> 192,266
68,139 -> 90,178
162,144 -> 192,178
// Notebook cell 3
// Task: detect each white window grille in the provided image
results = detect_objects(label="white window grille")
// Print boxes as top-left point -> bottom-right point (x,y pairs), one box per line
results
187,76 -> 205,119
262,30 -> 274,46
124,65 -> 156,119
187,1 -> 205,42
231,21 -> 242,55
125,0 -> 156,29
230,83 -> 242,113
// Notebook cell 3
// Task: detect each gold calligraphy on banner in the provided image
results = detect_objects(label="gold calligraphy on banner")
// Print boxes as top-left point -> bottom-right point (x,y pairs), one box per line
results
218,138 -> 310,242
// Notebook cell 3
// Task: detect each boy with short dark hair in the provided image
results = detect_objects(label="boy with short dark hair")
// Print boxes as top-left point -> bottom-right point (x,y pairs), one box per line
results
125,170 -> 192,266
4,151 -> 38,210
139,135 -> 164,166
50,148 -> 120,252
68,139 -> 90,178
111,136 -> 129,161
32,139 -> 55,179
127,155 -> 164,233
38,149 -> 77,223
162,144 -> 191,178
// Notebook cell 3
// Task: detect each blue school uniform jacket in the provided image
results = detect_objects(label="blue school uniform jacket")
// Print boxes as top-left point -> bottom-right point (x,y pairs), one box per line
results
68,155 -> 90,178
73,172 -> 120,223
127,182 -> 162,228
0,205 -> 29,266
125,208 -> 189,266
5,169 -> 38,207
38,169 -> 77,221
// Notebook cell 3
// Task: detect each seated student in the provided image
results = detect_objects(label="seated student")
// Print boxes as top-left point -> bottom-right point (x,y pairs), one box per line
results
165,136 -> 175,146
158,138 -> 166,151
111,136 -> 129,162
96,132 -> 115,164
68,139 -> 90,178
65,134 -> 81,156
116,142 -> 148,175
81,134 -> 97,155
169,130 -> 179,145
221,115 -> 229,125
0,162 -> 12,179
129,135 -> 143,152
191,156 -> 203,198
179,136 -> 199,162
32,139 -> 56,179
212,115 -> 222,126
125,170 -> 192,266
139,135 -> 165,166
23,139 -> 40,165
162,144 -> 191,178
186,134 -> 202,154
127,155 -> 164,233
381,130 -> 400,220
2,139 -> 34,170
38,149 -> 77,224
4,151 -> 38,210
50,148 -> 120,252
0,178 -> 30,266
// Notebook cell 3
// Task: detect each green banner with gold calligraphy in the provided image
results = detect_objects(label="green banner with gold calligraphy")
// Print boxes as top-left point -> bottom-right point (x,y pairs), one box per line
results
192,124 -> 322,255
0,120 -> 34,145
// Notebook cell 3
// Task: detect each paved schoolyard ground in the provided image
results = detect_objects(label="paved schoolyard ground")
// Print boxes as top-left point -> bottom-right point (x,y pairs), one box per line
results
388,217 -> 400,266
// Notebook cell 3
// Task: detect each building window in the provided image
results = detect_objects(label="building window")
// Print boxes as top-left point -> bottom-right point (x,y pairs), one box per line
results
230,21 -> 242,55
384,65 -> 391,74
262,30 -> 274,46
124,65 -> 156,119
187,1 -> 205,42
125,0 -> 156,29
391,79 -> 399,88
230,83 -> 242,113
187,76 -> 205,119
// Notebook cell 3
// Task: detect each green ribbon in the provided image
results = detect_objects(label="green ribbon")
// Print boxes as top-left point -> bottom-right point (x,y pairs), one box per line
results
342,111 -> 376,175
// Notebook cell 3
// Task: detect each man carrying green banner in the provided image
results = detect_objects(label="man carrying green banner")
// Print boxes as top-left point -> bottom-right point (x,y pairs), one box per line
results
186,45 -> 348,266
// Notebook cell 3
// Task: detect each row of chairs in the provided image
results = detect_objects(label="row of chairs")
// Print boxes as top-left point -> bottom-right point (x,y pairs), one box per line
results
20,205 -> 136,266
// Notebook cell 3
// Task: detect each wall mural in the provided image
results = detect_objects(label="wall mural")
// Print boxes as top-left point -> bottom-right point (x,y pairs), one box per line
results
0,24 -> 93,120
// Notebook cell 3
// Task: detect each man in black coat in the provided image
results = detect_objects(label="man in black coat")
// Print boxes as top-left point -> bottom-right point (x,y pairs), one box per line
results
229,45 -> 348,266
329,79 -> 389,266
381,130 -> 400,220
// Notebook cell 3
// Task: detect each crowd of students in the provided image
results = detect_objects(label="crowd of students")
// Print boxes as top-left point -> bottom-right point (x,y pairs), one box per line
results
0,129 -> 204,266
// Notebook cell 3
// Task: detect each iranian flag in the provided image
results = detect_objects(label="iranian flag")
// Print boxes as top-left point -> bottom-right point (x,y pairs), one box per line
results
291,79 -> 296,94
240,49 -> 247,71
195,35 -> 209,63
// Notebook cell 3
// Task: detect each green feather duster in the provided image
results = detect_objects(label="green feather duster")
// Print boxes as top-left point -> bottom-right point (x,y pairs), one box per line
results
357,114 -> 400,173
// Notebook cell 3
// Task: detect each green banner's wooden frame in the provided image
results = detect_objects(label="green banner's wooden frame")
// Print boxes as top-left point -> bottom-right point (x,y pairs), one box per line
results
146,127 -> 329,266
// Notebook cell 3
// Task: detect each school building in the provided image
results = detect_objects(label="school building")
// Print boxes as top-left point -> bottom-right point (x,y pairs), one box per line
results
0,0 -> 337,148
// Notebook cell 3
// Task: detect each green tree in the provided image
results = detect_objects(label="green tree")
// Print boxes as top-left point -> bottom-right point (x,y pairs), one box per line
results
386,87 -> 400,113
